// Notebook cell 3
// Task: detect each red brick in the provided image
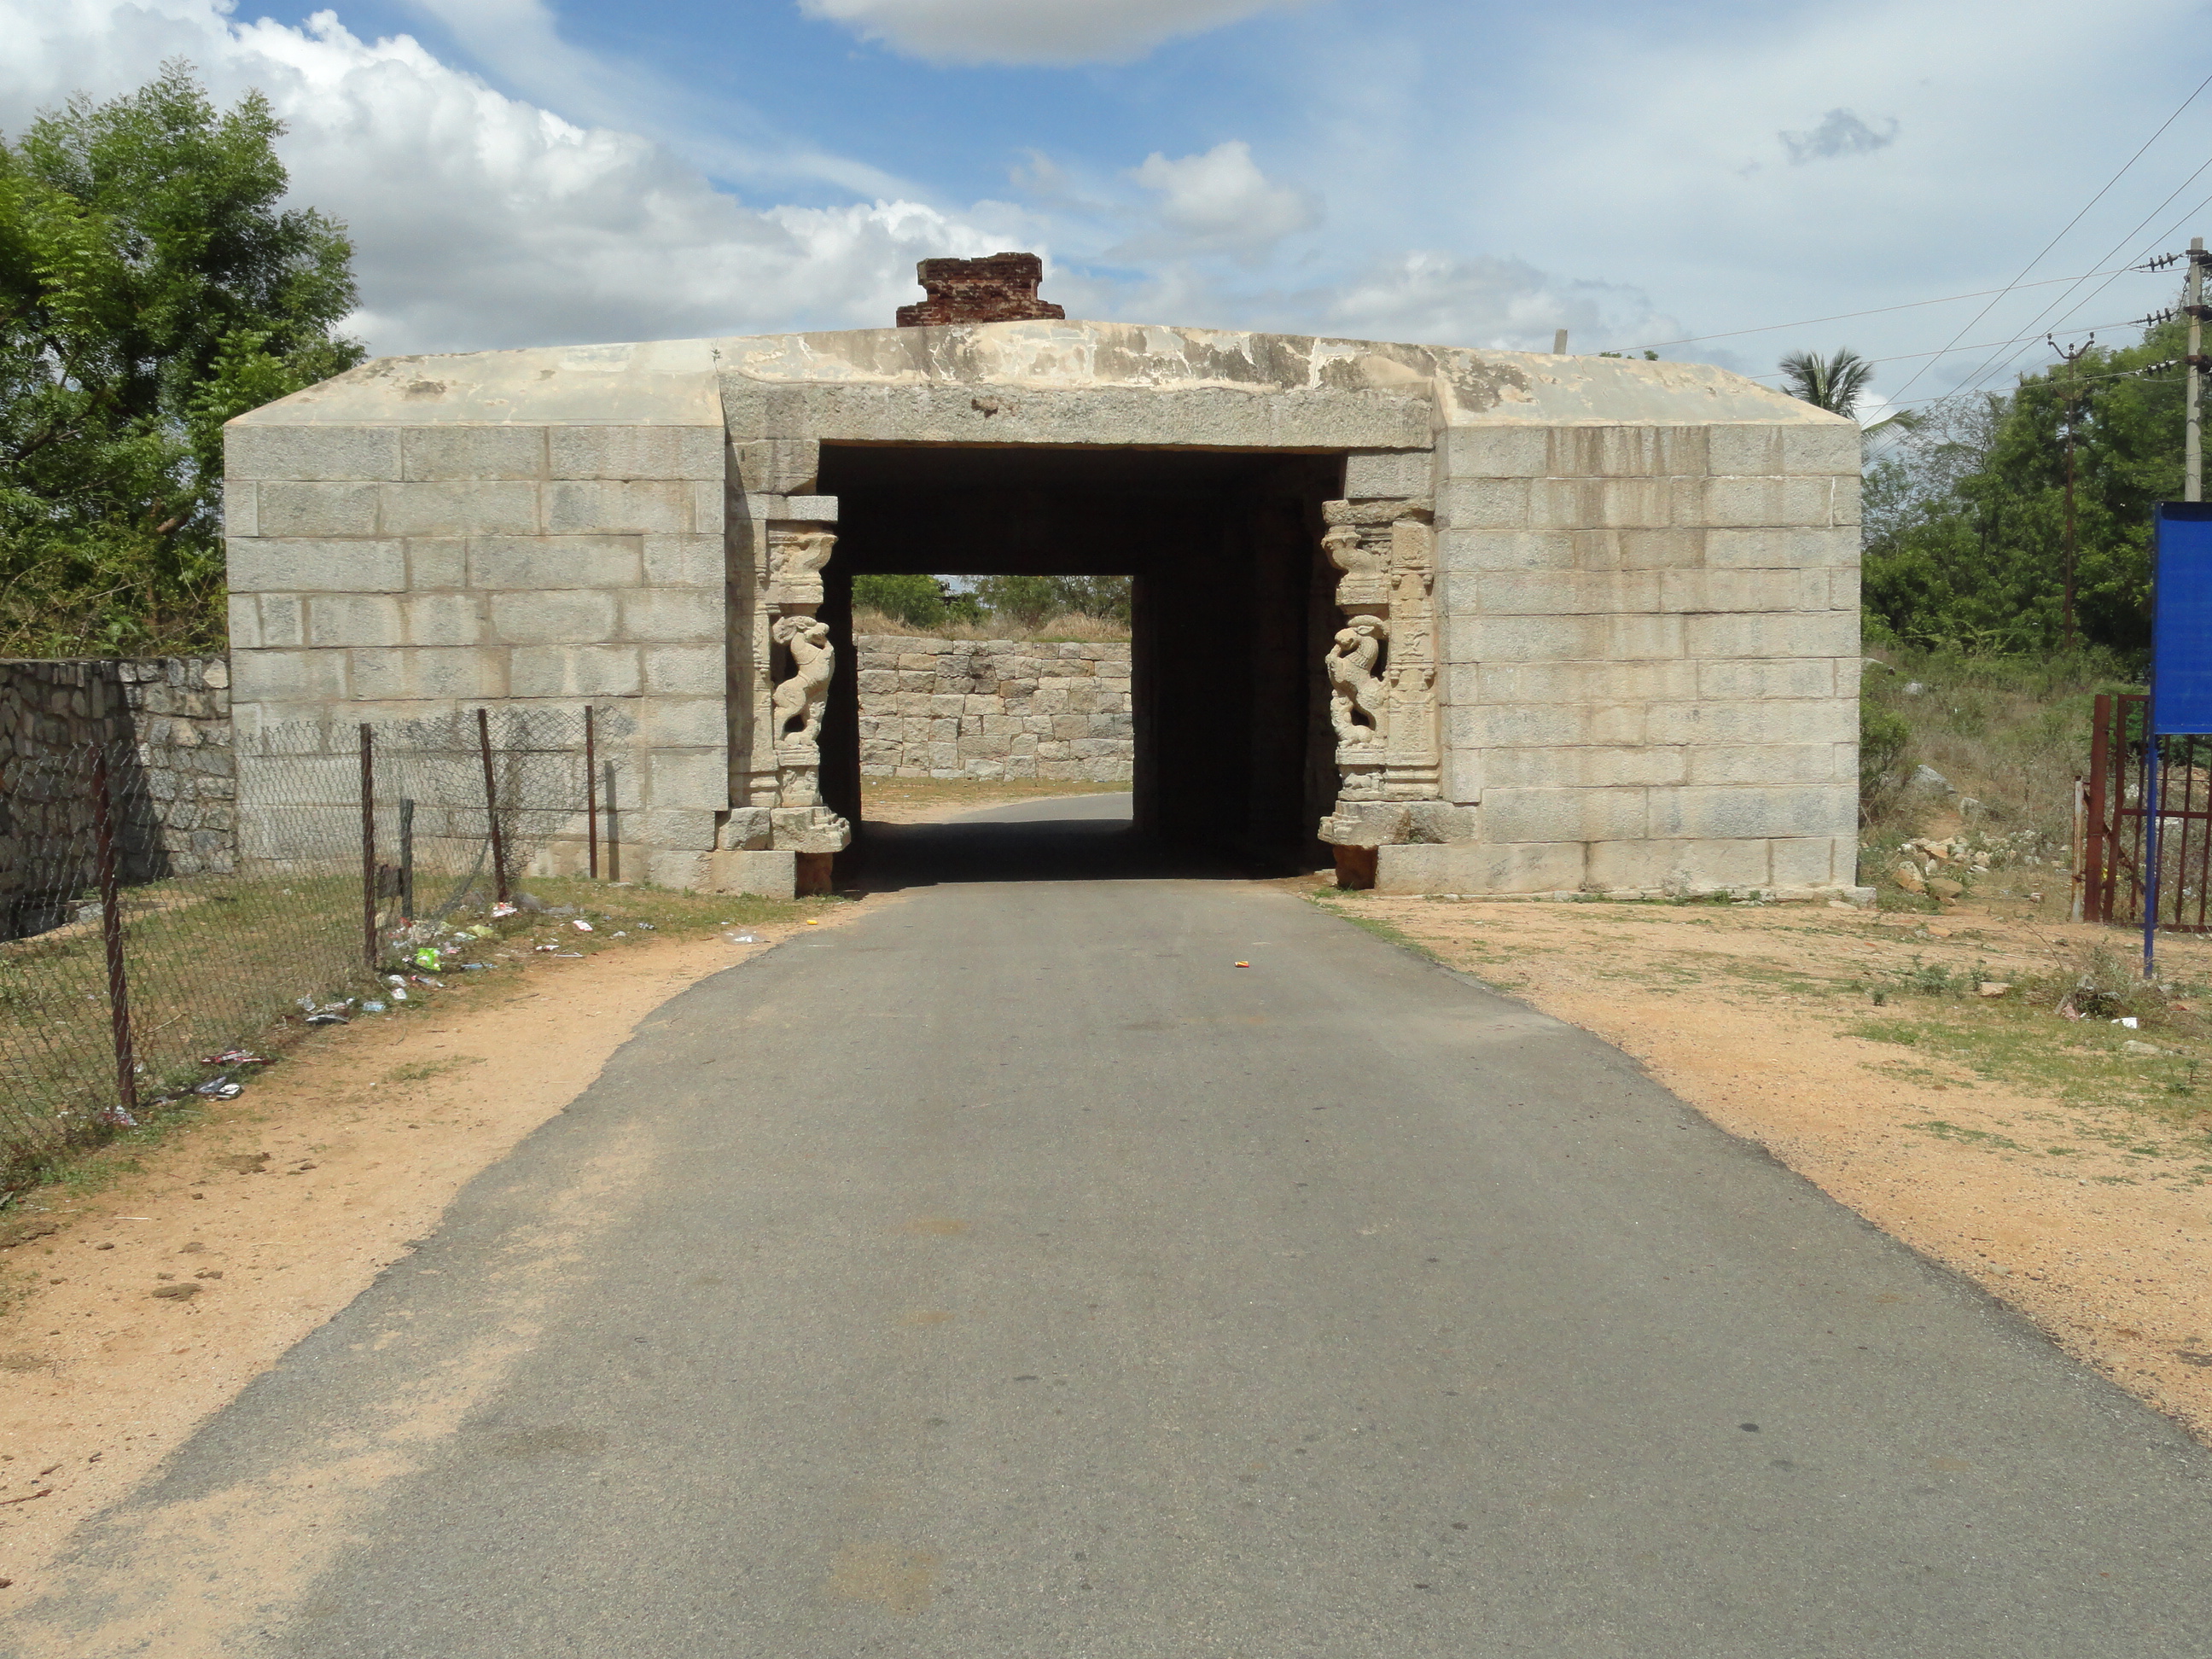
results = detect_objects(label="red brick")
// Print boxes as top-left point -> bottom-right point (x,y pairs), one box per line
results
894,252 -> 1066,327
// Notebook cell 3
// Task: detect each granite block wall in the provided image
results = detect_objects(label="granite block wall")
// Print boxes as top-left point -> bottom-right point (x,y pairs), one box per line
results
1396,418 -> 1864,899
223,393 -> 730,891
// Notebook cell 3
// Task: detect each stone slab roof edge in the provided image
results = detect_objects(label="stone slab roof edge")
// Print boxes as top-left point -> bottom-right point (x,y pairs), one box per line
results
231,319 -> 1848,430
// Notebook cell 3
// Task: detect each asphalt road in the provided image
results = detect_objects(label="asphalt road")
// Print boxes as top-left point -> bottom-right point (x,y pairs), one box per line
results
19,795 -> 2212,1656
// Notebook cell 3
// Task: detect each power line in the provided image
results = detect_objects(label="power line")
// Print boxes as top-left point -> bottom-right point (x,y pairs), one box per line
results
1745,317 -> 2140,381
1886,68 -> 2212,404
1863,361 -> 2184,418
1937,180 -> 2212,403
1629,265 -> 2157,352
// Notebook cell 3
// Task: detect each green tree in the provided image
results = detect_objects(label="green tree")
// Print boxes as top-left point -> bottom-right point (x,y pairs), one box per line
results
0,62 -> 363,655
1779,346 -> 1875,418
853,573 -> 948,631
1861,322 -> 2186,658
972,573 -> 1131,628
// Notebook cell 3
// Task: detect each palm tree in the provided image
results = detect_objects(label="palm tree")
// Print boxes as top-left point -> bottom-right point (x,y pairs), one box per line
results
1778,346 -> 1875,418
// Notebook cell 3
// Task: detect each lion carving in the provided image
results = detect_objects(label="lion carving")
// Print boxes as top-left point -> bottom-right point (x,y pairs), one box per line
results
771,614 -> 835,747
1325,615 -> 1388,748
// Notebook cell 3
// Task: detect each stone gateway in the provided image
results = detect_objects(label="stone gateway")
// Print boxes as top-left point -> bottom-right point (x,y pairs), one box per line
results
224,276 -> 1865,899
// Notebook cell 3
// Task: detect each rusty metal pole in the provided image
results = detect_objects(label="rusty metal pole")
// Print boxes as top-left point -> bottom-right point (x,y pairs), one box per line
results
585,705 -> 598,880
90,748 -> 137,1119
399,797 -> 416,923
477,707 -> 509,905
359,723 -> 377,968
2086,693 -> 2111,923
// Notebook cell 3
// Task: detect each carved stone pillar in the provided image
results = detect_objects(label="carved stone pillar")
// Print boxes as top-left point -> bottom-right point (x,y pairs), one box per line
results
726,512 -> 852,862
1316,498 -> 1462,875
1381,515 -> 1441,802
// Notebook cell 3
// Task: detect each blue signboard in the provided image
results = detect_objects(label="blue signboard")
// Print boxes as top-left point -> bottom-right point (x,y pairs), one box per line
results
2153,504 -> 2212,736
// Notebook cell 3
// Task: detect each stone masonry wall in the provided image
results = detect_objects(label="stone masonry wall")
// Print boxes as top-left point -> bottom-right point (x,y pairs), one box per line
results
223,408 -> 729,893
853,635 -> 1132,781
1398,419 -> 1863,899
1,657 -> 235,937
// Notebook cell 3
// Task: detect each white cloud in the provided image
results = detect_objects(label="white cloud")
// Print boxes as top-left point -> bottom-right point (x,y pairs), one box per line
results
0,0 -> 1023,355
1382,0 -> 2205,393
0,0 -> 1696,370
796,0 -> 1301,66
1125,140 -> 1318,258
1302,252 -> 1678,354
400,0 -> 909,197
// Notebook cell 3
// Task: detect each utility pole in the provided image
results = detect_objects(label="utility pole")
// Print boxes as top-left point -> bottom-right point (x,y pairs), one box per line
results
2052,334 -> 2093,652
2186,236 -> 2208,501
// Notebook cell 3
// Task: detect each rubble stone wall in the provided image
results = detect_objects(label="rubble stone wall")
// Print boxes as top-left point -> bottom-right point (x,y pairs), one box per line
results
853,635 -> 1132,781
1,656 -> 236,936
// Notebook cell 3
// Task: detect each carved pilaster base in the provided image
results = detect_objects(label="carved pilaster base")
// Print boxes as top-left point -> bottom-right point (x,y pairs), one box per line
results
1335,752 -> 1387,799
771,804 -> 852,854
1319,797 -> 1476,847
1319,800 -> 1410,847
1383,765 -> 1443,800
775,746 -> 823,806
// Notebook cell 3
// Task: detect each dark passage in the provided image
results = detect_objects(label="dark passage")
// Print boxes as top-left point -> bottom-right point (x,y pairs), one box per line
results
814,445 -> 1343,869
847,790 -> 1246,894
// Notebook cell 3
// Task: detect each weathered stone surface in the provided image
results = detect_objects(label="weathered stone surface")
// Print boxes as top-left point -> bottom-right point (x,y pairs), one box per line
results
402,425 -> 547,481
707,847 -> 795,899
217,315 -> 1858,894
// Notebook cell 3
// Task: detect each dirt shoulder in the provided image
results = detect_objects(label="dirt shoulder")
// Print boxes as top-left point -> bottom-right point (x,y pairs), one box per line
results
1317,883 -> 2212,1442
0,899 -> 877,1590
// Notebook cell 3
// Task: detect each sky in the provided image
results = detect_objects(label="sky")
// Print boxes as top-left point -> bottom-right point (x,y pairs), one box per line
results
7,0 -> 2212,422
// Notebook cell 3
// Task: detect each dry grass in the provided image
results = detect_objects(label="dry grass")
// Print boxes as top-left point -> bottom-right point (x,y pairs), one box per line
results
859,775 -> 1126,824
850,608 -> 1130,643
1860,646 -> 2138,847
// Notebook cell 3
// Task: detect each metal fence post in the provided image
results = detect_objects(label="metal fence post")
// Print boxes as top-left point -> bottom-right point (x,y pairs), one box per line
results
2145,737 -> 2163,979
603,757 -> 619,882
585,705 -> 598,880
90,748 -> 138,1119
477,707 -> 509,905
399,797 -> 416,922
2086,693 -> 2111,923
359,723 -> 377,968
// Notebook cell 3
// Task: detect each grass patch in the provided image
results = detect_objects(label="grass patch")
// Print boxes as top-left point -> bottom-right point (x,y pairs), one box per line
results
1906,1119 -> 2029,1152
2,869 -> 821,1194
1306,892 -> 1443,963
852,609 -> 1130,643
1845,995 -> 2207,1126
381,1056 -> 485,1086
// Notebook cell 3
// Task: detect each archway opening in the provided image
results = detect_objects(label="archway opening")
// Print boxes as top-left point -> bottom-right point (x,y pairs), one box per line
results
814,444 -> 1344,872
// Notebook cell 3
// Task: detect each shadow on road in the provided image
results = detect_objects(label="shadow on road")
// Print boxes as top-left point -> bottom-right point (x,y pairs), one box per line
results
843,792 -> 1259,892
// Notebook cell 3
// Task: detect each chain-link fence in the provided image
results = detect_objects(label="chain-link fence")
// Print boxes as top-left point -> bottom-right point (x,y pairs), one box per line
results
1,705 -> 632,1180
